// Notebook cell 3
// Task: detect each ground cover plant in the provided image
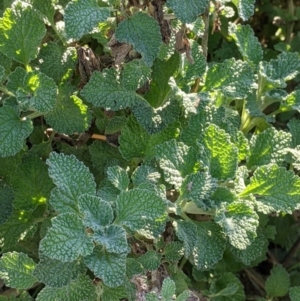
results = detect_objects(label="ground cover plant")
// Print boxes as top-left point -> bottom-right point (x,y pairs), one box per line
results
0,0 -> 300,300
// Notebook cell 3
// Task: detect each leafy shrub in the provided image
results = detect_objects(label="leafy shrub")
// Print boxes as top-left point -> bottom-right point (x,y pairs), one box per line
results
0,0 -> 300,300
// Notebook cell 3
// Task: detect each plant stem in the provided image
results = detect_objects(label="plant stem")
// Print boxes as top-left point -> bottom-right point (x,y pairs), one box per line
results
285,0 -> 295,45
282,235 -> 300,268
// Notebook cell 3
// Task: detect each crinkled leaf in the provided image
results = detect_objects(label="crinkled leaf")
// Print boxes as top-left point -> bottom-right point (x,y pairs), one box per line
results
209,272 -> 245,301
229,23 -> 262,67
0,252 -> 37,289
280,90 -> 300,112
81,68 -> 140,110
10,155 -> 54,211
203,124 -> 238,180
107,166 -> 130,191
115,12 -> 161,66
289,287 -> 300,301
191,221 -> 226,270
93,224 -> 128,254
0,184 -> 14,224
65,0 -> 110,39
166,0 -> 209,23
204,59 -> 256,99
33,257 -> 85,288
180,171 -> 217,210
232,0 -> 255,21
31,0 -> 56,24
6,67 -> 26,95
36,274 -> 96,301
84,246 -> 126,287
164,241 -> 184,262
173,220 -> 197,258
45,94 -> 92,135
0,106 -> 33,157
240,164 -> 300,214
259,52 -> 300,89
47,152 -> 96,214
0,52 -> 12,80
138,250 -> 161,271
215,201 -> 259,249
176,290 -> 191,301
131,165 -> 161,187
102,285 -> 128,301
161,278 -> 176,300
247,127 -> 291,168
115,189 -> 167,232
0,1 -> 46,65
39,213 -> 94,262
287,118 -> 300,147
38,43 -> 77,84
236,131 -> 249,161
78,194 -> 113,230
156,139 -> 199,188
265,265 -> 290,297
121,59 -> 151,90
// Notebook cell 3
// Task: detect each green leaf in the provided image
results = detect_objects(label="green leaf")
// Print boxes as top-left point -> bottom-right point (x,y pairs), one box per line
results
204,59 -> 256,99
229,23 -> 263,67
45,93 -> 92,135
166,0 -> 209,23
31,0 -> 56,24
38,43 -> 77,84
0,252 -> 37,289
33,257 -> 85,288
107,166 -> 130,191
180,171 -> 217,210
115,12 -> 162,66
0,52 -> 12,80
265,265 -> 290,297
176,290 -> 191,301
209,272 -> 245,301
93,224 -> 128,254
161,278 -> 176,300
0,184 -> 14,224
232,0 -> 255,21
81,68 -> 140,110
39,213 -> 94,262
259,52 -> 300,89
203,124 -> 238,180
138,250 -> 161,271
78,194 -> 113,230
65,0 -> 110,39
46,152 -> 96,214
289,287 -> 300,301
84,246 -> 127,287
102,285 -> 128,301
146,293 -> 159,301
121,59 -> 151,91
131,165 -> 161,187
0,106 -> 33,157
240,164 -> 300,214
215,201 -> 259,249
36,274 -> 96,301
0,1 -> 46,65
247,128 -> 291,168
6,67 -> 26,95
281,90 -> 300,112
174,220 -> 197,258
191,222 -> 226,270
115,189 -> 167,232
156,139 -> 199,188
10,154 -> 54,211
164,241 -> 184,262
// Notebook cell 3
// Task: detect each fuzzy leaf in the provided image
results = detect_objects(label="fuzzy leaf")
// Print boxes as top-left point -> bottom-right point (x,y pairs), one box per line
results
81,68 -> 140,110
36,274 -> 96,301
31,0 -> 56,24
115,189 -> 167,232
0,1 -> 46,65
115,12 -> 161,66
84,246 -> 127,287
289,287 -> 300,301
65,0 -> 110,39
247,128 -> 291,168
215,201 -> 259,249
156,139 -> 198,188
240,164 -> 300,214
281,90 -> 300,112
93,224 -> 128,254
232,0 -> 255,21
107,166 -> 130,191
39,213 -> 94,262
164,242 -> 184,262
265,265 -> 290,297
0,252 -> 37,289
0,185 -> 13,225
33,257 -> 85,288
204,59 -> 256,99
131,165 -> 161,187
46,152 -> 96,214
161,278 -> 176,300
166,0 -> 209,23
203,124 -> 238,180
78,194 -> 113,230
138,250 -> 161,270
229,23 -> 263,67
0,106 -> 33,157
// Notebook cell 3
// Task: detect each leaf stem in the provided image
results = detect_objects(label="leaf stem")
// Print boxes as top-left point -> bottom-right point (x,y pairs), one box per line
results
0,85 -> 15,97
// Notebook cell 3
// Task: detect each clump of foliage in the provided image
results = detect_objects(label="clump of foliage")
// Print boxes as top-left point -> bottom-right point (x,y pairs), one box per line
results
0,0 -> 300,300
